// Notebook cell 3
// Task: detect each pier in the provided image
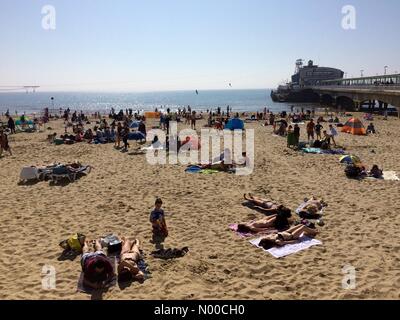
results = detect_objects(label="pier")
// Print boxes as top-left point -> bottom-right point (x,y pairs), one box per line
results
310,74 -> 400,116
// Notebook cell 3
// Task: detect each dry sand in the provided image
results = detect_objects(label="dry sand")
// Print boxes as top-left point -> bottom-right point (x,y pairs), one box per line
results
0,112 -> 400,300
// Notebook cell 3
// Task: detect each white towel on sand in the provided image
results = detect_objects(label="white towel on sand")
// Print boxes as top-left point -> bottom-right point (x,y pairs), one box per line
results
382,171 -> 400,181
250,236 -> 322,258
366,171 -> 400,181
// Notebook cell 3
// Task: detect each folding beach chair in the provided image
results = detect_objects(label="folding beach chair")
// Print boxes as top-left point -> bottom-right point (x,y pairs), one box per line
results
50,165 -> 91,183
19,167 -> 40,183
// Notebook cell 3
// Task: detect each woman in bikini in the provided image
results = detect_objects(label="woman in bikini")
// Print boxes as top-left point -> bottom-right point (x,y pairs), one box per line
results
244,193 -> 290,214
118,237 -> 145,282
258,224 -> 318,250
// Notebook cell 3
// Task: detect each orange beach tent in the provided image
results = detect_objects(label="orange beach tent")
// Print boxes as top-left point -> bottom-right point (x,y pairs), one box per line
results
341,118 -> 366,135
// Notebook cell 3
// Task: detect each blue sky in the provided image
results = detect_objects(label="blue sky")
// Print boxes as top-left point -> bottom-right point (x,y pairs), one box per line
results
0,0 -> 399,92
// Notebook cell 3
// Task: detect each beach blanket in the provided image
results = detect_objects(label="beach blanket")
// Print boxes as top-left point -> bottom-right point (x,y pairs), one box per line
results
249,236 -> 322,258
200,169 -> 219,174
302,148 -> 345,155
302,147 -> 322,154
229,223 -> 277,238
365,171 -> 400,181
320,149 -> 346,155
141,145 -> 164,151
185,165 -> 202,173
185,166 -> 219,174
128,132 -> 146,141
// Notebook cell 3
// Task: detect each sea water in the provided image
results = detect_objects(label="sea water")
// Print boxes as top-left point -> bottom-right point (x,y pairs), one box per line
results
0,89 -> 314,115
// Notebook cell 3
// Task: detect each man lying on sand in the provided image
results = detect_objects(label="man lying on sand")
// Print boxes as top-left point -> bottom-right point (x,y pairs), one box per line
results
258,224 -> 318,250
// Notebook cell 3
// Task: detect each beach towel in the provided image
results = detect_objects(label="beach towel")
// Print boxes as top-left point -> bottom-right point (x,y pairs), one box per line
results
365,171 -> 400,181
200,169 -> 219,174
249,236 -> 322,258
320,149 -> 346,155
141,145 -> 164,151
185,165 -> 202,173
229,224 -> 277,238
302,147 -> 322,154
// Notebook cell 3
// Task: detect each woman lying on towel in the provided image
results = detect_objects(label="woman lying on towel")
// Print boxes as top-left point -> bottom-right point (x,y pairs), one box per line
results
118,237 -> 145,282
237,205 -> 292,233
81,240 -> 114,289
243,193 -> 290,214
258,225 -> 318,249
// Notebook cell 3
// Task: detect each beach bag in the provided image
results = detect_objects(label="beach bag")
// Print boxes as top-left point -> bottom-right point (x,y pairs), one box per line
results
101,235 -> 122,254
59,233 -> 85,252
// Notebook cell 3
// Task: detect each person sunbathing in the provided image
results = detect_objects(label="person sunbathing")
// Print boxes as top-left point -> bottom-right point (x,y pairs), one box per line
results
81,240 -> 114,289
299,197 -> 327,216
200,161 -> 232,172
243,193 -> 290,214
258,224 -> 318,249
118,237 -> 145,282
369,165 -> 383,178
237,209 -> 291,233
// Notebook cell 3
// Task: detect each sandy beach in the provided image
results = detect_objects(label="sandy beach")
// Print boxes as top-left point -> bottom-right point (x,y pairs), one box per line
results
1,112 -> 400,300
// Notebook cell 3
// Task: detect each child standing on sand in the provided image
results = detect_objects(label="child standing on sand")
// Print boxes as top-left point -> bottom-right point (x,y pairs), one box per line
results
150,198 -> 168,245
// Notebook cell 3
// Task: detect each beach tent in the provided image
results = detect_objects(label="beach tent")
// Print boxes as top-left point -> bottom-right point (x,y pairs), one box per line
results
225,118 -> 244,131
340,155 -> 361,165
129,121 -> 141,129
144,112 -> 160,119
128,132 -> 146,141
341,118 -> 366,135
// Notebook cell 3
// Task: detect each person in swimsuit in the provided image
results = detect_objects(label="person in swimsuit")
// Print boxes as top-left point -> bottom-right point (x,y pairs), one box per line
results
243,193 -> 290,214
237,209 -> 291,233
117,237 -> 145,282
301,197 -> 327,215
81,239 -> 114,289
258,224 -> 318,249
